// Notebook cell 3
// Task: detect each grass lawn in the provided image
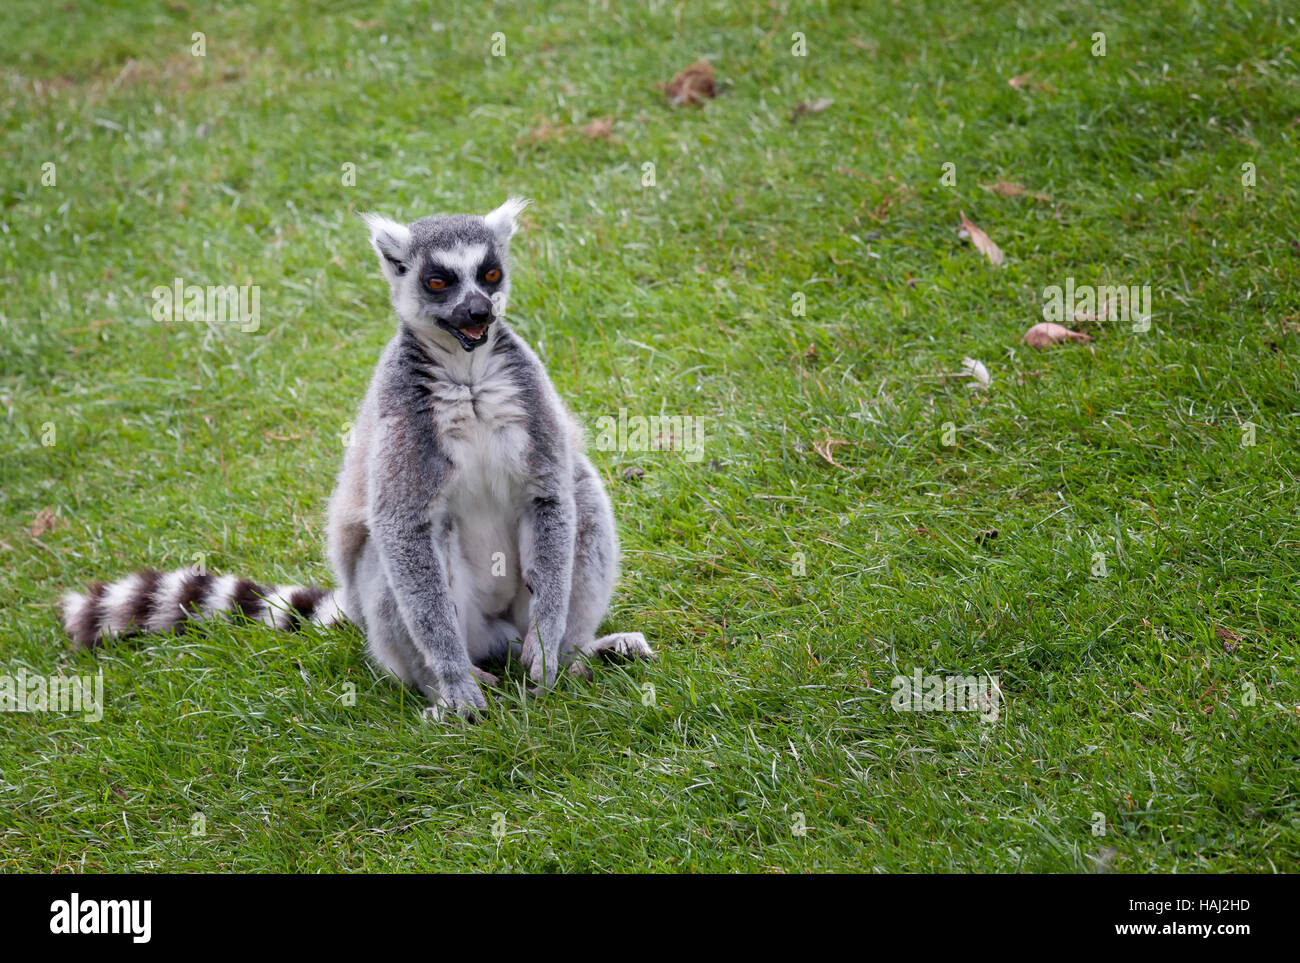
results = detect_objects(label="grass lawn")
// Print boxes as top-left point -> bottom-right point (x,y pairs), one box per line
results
1,0 -> 1298,872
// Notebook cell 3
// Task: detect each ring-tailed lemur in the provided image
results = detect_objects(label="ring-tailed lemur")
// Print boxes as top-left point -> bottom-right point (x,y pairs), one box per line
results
61,198 -> 654,720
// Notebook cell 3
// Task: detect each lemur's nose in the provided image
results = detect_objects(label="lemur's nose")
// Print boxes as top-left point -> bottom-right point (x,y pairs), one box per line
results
455,293 -> 493,326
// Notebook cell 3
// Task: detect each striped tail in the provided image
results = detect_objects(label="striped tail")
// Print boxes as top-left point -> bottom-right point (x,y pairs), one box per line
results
60,568 -> 346,648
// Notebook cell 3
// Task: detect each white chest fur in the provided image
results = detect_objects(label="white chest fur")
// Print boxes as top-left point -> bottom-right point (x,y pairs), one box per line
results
428,361 -> 531,613
431,370 -> 529,500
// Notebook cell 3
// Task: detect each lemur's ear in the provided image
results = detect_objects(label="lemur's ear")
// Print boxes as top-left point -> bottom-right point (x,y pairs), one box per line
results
361,213 -> 413,279
484,196 -> 530,243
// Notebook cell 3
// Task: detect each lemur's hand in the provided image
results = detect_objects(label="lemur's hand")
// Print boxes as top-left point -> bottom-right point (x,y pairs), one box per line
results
520,626 -> 559,691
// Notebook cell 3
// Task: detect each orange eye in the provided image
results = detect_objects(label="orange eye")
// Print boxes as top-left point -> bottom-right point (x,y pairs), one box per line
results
484,268 -> 501,283
427,278 -> 446,291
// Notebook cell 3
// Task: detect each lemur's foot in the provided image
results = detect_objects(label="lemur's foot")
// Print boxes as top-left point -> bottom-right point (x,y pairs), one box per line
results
568,661 -> 594,682
423,673 -> 488,723
581,631 -> 656,662
470,665 -> 501,687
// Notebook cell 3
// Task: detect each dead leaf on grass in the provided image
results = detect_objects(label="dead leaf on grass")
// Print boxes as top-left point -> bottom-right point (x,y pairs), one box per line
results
1215,626 -> 1243,653
791,97 -> 833,123
1022,322 -> 1093,349
29,507 -> 58,539
522,117 -> 564,143
580,116 -> 615,139
980,181 -> 1053,203
1008,71 -> 1056,93
812,432 -> 852,471
958,212 -> 1005,266
662,60 -> 717,107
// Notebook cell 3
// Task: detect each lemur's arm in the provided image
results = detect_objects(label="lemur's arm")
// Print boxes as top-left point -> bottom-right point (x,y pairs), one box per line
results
519,484 -> 577,687
517,391 -> 577,687
367,408 -> 484,712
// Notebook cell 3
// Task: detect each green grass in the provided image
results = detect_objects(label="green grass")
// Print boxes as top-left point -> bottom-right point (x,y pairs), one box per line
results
2,0 -> 1298,872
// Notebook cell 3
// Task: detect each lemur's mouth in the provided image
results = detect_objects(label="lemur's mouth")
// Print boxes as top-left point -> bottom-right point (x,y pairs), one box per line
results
439,320 -> 492,352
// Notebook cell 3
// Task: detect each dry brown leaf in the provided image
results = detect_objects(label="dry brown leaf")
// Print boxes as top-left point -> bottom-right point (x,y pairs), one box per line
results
522,117 -> 564,143
812,432 -> 851,471
1022,322 -> 1093,349
65,318 -> 116,336
865,181 -> 914,224
1008,71 -> 1056,93
29,506 -> 58,539
958,211 -> 1005,266
980,181 -> 1053,203
99,766 -> 130,801
1270,312 -> 1300,336
1215,626 -> 1243,653
662,59 -> 716,107
580,116 -> 614,139
791,97 -> 833,123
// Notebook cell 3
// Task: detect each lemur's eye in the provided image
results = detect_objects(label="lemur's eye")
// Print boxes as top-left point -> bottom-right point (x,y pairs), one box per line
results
427,278 -> 447,291
484,268 -> 501,283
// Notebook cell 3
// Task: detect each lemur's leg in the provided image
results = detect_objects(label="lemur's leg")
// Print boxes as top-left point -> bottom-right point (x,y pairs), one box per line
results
364,583 -> 500,706
351,545 -> 416,686
369,424 -> 488,721
353,539 -> 426,688
355,538 -> 492,716
562,459 -> 655,678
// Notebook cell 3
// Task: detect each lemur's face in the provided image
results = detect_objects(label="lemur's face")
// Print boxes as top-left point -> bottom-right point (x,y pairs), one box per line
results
363,198 -> 527,352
